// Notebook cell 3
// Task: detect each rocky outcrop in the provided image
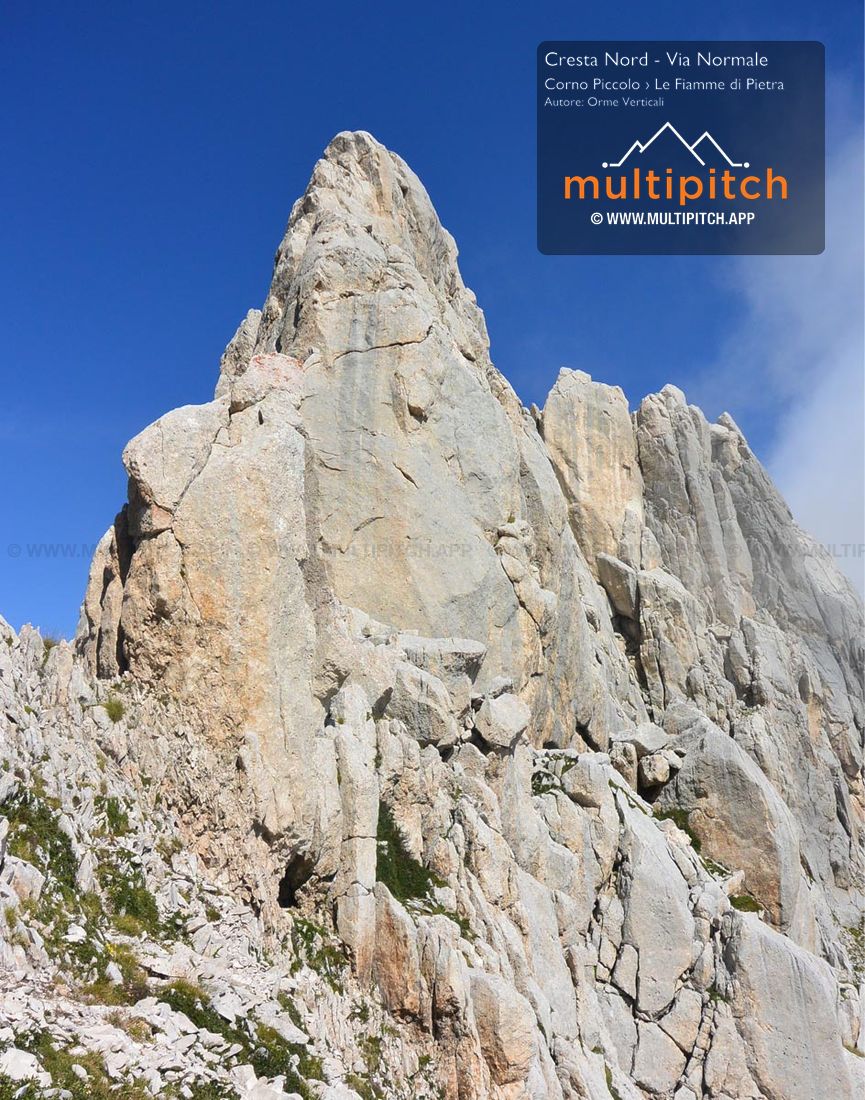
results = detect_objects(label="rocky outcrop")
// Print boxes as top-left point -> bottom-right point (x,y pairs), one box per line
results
657,711 -> 802,930
725,914 -> 858,1100
543,368 -> 644,570
1,131 -> 862,1099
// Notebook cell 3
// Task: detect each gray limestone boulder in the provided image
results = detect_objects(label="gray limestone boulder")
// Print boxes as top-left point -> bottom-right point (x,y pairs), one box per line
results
475,692 -> 531,750
725,913 -> 855,1100
658,715 -> 802,930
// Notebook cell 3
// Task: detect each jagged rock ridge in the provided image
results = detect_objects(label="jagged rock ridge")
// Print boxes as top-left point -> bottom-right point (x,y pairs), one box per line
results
1,131 -> 863,1100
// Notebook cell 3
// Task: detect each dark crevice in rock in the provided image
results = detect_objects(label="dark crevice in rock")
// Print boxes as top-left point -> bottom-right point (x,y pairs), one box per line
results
577,720 -> 603,753
278,850 -> 316,909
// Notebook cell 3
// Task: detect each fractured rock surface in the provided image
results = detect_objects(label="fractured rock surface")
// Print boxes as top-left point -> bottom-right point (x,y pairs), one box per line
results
2,131 -> 863,1099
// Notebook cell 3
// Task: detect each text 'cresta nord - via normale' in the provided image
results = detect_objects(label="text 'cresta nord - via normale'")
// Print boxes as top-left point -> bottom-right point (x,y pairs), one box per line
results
544,51 -> 770,69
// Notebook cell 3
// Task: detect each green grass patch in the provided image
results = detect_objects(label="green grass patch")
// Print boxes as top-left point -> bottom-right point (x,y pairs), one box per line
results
106,1011 -> 152,1043
730,894 -> 762,913
102,697 -> 125,723
158,981 -> 323,1100
359,1033 -> 383,1070
251,1022 -> 324,1090
344,1073 -> 382,1100
350,1000 -> 371,1025
375,802 -> 472,938
1,781 -> 176,1008
182,1082 -> 237,1100
21,1030 -> 149,1100
531,771 -> 560,796
157,833 -> 183,860
0,1075 -> 36,1100
82,942 -> 151,1006
655,807 -> 702,852
0,788 -> 116,981
701,856 -> 728,878
376,803 -> 443,903
94,794 -> 130,836
604,1062 -> 623,1100
843,923 -> 865,981
160,979 -> 242,1037
97,851 -> 160,935
112,913 -> 146,938
413,899 -> 474,940
290,917 -> 348,991
1,788 -> 77,889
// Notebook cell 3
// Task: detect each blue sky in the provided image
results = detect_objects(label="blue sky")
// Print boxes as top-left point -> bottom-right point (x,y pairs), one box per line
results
2,1 -> 863,635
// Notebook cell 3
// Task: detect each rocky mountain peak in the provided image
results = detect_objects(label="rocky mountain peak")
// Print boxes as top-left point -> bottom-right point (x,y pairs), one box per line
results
2,132 -> 863,1100
219,130 -> 492,391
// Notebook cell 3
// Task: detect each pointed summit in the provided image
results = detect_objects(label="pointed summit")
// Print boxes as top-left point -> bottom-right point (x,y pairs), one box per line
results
219,131 -> 491,388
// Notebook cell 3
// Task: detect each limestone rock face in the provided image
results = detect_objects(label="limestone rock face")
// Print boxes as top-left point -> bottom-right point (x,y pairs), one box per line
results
469,970 -> 537,1086
3,131 -> 859,1100
543,368 -> 644,569
619,804 -> 695,1015
725,914 -> 856,1100
254,131 -> 529,689
658,713 -> 802,930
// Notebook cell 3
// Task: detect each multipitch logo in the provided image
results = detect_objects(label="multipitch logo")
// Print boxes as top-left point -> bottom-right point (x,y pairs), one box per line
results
563,121 -> 788,207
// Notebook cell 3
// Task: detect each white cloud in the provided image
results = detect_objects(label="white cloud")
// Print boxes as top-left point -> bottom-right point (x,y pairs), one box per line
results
695,110 -> 864,595
768,348 -> 863,593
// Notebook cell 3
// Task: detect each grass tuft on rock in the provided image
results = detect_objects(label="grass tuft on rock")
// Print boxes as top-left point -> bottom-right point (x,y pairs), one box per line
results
376,802 -> 443,903
158,981 -> 323,1099
95,794 -> 131,835
376,802 -> 473,939
97,850 -> 161,936
103,697 -> 125,723
82,942 -> 151,1006
290,916 -> 348,991
0,1075 -> 33,1100
531,771 -> 560,796
21,1030 -> 150,1100
2,788 -> 78,889
344,1072 -> 382,1100
160,979 -> 238,1036
655,807 -> 702,852
730,894 -> 762,913
604,1062 -> 624,1100
251,1022 -> 324,1090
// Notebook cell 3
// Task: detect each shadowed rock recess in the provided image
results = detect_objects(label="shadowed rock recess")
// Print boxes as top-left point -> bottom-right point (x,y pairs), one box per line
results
2,132 -> 863,1100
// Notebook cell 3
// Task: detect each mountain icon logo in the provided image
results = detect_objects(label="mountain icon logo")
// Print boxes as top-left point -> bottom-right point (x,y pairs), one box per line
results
602,121 -> 749,169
